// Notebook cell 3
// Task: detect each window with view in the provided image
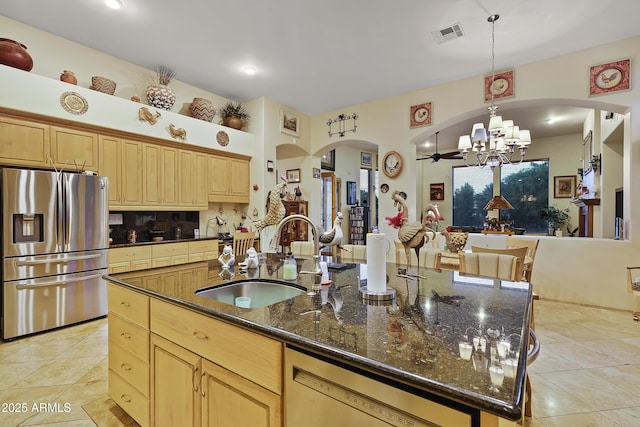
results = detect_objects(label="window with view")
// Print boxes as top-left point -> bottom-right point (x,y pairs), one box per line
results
452,160 -> 549,234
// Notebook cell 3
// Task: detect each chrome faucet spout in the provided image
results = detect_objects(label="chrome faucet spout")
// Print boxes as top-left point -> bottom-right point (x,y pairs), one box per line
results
273,214 -> 322,275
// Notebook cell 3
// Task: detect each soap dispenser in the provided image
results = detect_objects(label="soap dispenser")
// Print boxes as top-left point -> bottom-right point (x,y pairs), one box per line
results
283,252 -> 298,280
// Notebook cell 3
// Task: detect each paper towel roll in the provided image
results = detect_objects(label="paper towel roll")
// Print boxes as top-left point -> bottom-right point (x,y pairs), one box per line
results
366,232 -> 387,293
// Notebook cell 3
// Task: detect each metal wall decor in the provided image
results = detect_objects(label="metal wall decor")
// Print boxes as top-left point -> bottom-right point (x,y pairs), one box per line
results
327,113 -> 358,137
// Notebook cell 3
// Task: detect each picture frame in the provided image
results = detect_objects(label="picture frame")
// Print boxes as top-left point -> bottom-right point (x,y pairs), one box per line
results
582,131 -> 593,176
589,58 -> 630,96
286,168 -> 301,183
321,149 -> 335,171
409,102 -> 432,128
554,175 -> 576,199
430,182 -> 445,201
347,181 -> 357,205
313,168 -> 321,179
361,152 -> 372,168
484,69 -> 514,101
280,109 -> 300,136
266,160 -> 274,172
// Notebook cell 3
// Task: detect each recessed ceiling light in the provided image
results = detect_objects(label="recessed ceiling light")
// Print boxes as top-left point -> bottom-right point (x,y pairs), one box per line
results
244,66 -> 257,75
105,0 -> 122,10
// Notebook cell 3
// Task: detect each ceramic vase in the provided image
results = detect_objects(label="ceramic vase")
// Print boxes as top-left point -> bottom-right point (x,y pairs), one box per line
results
0,38 -> 33,71
91,76 -> 116,95
189,98 -> 216,122
222,114 -> 243,130
146,84 -> 176,110
60,70 -> 77,85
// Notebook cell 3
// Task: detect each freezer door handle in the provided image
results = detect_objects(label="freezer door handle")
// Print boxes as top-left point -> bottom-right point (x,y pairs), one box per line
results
15,273 -> 103,290
15,253 -> 102,266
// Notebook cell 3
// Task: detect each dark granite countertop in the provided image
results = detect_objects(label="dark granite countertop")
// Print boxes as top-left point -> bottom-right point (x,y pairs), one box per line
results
105,254 -> 532,421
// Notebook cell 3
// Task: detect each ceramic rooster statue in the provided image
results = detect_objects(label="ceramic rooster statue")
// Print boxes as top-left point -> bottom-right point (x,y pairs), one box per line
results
253,176 -> 287,233
317,212 -> 345,251
385,190 -> 443,266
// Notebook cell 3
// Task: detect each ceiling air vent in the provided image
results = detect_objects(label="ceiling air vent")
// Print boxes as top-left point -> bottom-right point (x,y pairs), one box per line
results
431,22 -> 464,44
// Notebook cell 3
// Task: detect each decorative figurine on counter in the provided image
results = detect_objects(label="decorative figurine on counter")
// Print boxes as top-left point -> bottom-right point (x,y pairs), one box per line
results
385,190 -> 443,267
218,266 -> 235,281
218,244 -> 235,268
238,247 -> 259,270
317,212 -> 346,251
253,176 -> 287,233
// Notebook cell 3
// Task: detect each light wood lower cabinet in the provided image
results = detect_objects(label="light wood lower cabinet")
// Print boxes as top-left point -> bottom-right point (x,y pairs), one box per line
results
107,284 -> 150,427
149,298 -> 282,427
108,240 -> 218,274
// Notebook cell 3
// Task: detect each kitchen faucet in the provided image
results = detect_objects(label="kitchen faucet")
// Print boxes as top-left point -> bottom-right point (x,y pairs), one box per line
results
272,214 -> 322,275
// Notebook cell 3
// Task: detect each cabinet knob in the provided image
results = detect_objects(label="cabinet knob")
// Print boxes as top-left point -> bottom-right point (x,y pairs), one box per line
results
192,331 -> 208,340
120,332 -> 131,340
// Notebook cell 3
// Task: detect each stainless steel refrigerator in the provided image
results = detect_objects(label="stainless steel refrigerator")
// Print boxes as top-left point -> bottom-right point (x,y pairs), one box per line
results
1,168 -> 109,340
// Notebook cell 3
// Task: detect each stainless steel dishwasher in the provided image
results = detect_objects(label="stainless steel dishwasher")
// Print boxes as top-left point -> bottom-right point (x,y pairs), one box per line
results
285,346 -> 476,427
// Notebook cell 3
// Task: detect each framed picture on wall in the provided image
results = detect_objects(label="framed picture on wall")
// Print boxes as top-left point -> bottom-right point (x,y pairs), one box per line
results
286,168 -> 301,183
280,109 -> 300,136
430,183 -> 444,201
582,131 -> 593,176
347,181 -> 357,205
409,102 -> 432,128
321,149 -> 335,171
361,152 -> 372,168
484,69 -> 514,101
589,58 -> 630,96
554,175 -> 576,198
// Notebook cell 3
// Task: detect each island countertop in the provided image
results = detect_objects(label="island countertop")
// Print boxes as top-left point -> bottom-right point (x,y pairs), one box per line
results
104,254 -> 532,421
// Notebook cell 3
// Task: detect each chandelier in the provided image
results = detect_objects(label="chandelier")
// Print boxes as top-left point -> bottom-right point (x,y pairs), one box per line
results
458,14 -> 532,169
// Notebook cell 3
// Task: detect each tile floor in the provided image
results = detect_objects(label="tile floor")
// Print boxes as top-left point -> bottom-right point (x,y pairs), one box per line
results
0,299 -> 639,426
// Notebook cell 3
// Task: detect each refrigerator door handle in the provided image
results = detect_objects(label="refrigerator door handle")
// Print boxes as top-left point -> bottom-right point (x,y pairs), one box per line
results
14,253 -> 103,266
15,273 -> 103,290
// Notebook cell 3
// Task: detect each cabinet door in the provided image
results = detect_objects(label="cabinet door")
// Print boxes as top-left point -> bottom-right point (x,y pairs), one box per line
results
0,116 -> 50,167
50,126 -> 98,170
179,149 -> 195,207
121,139 -> 144,206
228,158 -> 249,201
201,359 -> 281,427
98,135 -> 122,205
152,335 -> 201,427
161,146 -> 179,206
193,152 -> 208,208
143,143 -> 161,206
207,155 -> 230,198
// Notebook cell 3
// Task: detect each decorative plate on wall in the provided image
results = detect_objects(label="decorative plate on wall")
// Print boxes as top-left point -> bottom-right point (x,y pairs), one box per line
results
382,151 -> 403,178
216,130 -> 229,146
60,91 -> 88,115
380,183 -> 389,193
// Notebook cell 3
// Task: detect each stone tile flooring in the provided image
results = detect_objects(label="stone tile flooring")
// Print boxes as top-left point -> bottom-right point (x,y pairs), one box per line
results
0,299 -> 639,426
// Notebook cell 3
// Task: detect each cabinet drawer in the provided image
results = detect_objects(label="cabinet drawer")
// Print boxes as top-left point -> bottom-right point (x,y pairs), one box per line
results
188,240 -> 216,254
108,284 -> 149,328
110,246 -> 153,263
150,299 -> 282,394
152,242 -> 188,258
109,369 -> 149,427
171,254 -> 189,265
188,253 -> 205,262
109,313 -> 150,362
151,257 -> 171,268
109,342 -> 149,398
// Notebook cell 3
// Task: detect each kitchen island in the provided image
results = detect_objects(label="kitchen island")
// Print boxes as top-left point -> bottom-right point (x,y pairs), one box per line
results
105,254 -> 532,426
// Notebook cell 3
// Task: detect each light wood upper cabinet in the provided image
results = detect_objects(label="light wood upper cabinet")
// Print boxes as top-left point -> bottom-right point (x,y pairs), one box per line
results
99,136 -> 143,208
0,115 -> 50,167
179,149 -> 208,209
143,144 -> 179,208
207,154 -> 250,203
50,126 -> 98,171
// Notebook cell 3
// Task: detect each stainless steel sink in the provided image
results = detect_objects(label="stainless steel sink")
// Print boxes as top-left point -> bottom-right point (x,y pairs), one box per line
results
195,280 -> 306,308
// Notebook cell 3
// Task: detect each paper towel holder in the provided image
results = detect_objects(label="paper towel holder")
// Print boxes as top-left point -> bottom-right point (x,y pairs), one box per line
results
359,285 -> 396,302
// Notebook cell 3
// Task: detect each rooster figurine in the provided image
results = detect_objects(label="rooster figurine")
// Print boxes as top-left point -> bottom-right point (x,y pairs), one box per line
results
317,212 -> 345,251
253,176 -> 287,233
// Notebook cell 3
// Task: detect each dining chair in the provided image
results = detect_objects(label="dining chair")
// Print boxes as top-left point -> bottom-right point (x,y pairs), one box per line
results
420,248 -> 443,272
505,237 -> 539,283
290,241 -> 315,256
470,246 -> 528,281
458,252 -> 523,281
340,244 -> 367,261
232,231 -> 256,257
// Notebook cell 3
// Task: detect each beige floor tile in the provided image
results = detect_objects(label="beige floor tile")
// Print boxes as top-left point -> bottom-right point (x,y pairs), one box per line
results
599,406 -> 640,426
527,373 -> 593,418
57,336 -> 109,359
536,411 -> 625,427
540,369 -> 640,411
83,397 -> 139,427
24,420 -> 97,427
0,385 -> 70,426
27,380 -> 109,425
20,356 -> 105,388
77,356 -> 109,384
0,360 -> 49,390
540,322 -> 611,342
1,336 -> 85,363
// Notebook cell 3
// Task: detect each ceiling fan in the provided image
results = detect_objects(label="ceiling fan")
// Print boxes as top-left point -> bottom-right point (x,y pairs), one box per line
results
417,131 -> 462,162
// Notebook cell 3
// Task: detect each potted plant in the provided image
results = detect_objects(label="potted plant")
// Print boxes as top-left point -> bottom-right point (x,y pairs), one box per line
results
539,205 -> 569,236
146,65 -> 176,110
218,101 -> 250,130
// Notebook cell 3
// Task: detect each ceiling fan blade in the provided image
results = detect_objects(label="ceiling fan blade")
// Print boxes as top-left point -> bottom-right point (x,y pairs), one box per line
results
440,150 -> 462,159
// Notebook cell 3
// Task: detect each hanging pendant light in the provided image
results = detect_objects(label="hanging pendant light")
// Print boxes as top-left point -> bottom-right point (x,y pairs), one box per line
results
458,14 -> 532,169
